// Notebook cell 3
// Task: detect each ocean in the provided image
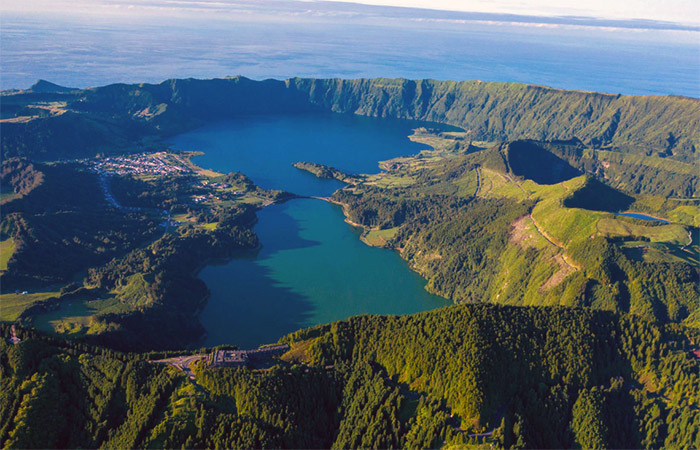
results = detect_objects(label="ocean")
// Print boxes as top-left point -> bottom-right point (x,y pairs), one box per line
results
1,2 -> 698,97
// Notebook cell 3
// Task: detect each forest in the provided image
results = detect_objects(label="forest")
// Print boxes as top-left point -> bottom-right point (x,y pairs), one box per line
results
1,303 -> 698,449
0,156 -> 274,350
1,160 -> 161,288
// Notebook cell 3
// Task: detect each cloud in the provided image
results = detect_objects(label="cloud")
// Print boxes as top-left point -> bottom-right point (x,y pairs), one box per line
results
317,0 -> 700,26
4,0 -> 699,30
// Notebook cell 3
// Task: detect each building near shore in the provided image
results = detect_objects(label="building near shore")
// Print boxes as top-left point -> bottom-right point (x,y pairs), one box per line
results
209,349 -> 249,367
208,344 -> 289,368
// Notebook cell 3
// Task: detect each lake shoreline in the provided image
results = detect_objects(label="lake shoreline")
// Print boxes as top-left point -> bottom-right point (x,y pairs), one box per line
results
616,211 -> 670,223
175,115 -> 450,348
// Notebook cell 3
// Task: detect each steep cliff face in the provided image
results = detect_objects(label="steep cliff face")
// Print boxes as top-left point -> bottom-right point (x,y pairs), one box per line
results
2,76 -> 698,163
66,76 -> 700,159
287,78 -> 699,160
75,77 -> 314,120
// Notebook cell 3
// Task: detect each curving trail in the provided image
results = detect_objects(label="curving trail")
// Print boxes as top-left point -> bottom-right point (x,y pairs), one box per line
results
472,165 -> 481,198
528,214 -> 581,272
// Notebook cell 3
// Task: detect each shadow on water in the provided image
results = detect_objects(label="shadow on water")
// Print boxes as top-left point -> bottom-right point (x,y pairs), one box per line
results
198,258 -> 316,349
176,115 -> 453,348
198,202 -> 322,348
253,201 -> 323,255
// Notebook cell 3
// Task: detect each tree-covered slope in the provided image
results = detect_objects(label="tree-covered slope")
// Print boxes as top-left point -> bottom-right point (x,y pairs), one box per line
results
3,76 -> 698,169
0,111 -> 152,161
0,156 -> 274,351
2,303 -> 698,450
288,78 -> 699,162
283,303 -> 700,449
0,160 -> 161,288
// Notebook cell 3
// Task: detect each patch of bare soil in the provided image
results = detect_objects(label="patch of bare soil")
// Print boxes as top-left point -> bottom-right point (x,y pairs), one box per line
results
541,254 -> 577,290
509,214 -> 536,248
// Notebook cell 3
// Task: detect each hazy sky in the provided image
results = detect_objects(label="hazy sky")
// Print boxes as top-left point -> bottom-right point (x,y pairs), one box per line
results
2,0 -> 698,94
322,0 -> 700,25
5,0 -> 699,25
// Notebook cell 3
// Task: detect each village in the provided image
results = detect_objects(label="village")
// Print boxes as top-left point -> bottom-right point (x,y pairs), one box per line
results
84,152 -> 254,208
87,152 -> 193,176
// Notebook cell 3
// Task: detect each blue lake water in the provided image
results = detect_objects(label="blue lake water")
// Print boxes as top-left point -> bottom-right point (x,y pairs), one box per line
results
616,212 -> 669,223
170,114 -> 448,348
172,114 -> 439,196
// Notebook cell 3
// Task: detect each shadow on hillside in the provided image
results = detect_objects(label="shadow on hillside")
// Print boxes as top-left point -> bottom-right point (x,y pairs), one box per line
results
507,140 -> 582,184
563,177 -> 635,212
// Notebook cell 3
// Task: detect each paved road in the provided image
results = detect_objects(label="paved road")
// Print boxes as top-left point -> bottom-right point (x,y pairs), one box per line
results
151,354 -> 206,379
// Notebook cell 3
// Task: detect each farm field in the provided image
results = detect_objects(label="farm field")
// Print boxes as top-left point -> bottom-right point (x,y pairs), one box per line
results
0,238 -> 14,272
0,290 -> 60,322
32,296 -> 128,335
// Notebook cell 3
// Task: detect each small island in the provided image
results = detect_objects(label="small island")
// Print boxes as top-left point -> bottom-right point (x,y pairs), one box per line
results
293,161 -> 362,184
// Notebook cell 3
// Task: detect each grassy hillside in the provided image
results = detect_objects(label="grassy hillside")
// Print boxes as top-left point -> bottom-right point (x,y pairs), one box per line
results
330,134 -> 699,325
0,291 -> 59,322
0,238 -> 15,273
289,78 -> 699,164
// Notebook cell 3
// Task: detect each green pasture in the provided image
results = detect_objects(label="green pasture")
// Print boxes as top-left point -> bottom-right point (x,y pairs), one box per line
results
0,238 -> 15,272
0,291 -> 60,322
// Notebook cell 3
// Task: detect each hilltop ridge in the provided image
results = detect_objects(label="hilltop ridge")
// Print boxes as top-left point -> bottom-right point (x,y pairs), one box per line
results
2,76 -> 698,168
28,79 -> 76,94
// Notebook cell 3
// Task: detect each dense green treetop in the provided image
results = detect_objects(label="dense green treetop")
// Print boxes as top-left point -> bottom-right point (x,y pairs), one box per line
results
1,302 -> 698,449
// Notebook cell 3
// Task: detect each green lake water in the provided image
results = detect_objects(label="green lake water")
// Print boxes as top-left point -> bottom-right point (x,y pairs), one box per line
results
170,114 -> 449,348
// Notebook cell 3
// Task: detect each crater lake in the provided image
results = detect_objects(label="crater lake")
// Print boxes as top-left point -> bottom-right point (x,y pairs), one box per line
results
170,113 -> 449,348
